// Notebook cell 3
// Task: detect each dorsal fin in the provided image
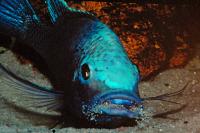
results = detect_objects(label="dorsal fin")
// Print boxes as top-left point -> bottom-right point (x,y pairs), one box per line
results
0,0 -> 41,36
44,0 -> 96,24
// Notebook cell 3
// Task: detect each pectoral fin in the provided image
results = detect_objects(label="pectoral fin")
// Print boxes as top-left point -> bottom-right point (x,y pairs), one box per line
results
0,63 -> 64,114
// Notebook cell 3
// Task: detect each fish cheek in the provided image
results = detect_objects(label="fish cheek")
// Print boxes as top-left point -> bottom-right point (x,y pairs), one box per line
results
73,65 -> 102,105
75,81 -> 99,103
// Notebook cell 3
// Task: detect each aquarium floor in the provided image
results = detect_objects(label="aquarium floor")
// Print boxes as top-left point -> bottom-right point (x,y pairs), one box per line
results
0,44 -> 200,133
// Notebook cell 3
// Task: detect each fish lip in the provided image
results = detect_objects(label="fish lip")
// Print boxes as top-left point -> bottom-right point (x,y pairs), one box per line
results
91,91 -> 143,106
99,103 -> 143,119
83,91 -> 144,121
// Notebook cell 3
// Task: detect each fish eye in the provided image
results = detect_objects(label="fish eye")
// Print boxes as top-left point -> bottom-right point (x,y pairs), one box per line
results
81,63 -> 90,80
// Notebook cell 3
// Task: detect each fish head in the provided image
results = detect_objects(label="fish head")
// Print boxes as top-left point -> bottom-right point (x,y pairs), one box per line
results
76,59 -> 143,123
71,19 -> 144,124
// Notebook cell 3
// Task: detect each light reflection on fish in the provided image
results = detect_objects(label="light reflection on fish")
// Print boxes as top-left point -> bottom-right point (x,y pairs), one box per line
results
0,0 -> 186,127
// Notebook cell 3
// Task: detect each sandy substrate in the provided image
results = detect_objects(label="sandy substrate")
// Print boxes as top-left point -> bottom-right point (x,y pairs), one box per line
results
0,44 -> 199,133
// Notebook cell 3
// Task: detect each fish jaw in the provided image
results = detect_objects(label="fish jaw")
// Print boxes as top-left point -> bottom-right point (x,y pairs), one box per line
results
82,91 -> 144,123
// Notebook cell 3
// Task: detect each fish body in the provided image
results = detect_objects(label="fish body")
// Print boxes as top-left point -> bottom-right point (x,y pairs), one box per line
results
0,0 -> 143,126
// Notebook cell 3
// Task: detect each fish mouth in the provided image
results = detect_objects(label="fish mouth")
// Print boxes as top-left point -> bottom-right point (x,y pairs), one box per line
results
83,91 -> 144,122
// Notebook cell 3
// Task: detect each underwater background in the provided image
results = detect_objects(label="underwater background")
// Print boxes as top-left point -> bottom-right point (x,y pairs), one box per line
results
0,2 -> 200,133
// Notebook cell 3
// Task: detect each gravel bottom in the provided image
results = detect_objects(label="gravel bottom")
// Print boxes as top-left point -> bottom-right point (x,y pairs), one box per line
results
0,44 -> 199,133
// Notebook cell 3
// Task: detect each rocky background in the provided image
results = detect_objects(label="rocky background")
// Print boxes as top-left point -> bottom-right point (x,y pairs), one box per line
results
15,1 -> 197,80
68,2 -> 191,79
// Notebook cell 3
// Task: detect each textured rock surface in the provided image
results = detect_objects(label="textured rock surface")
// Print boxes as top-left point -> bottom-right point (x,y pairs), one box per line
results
19,1 -> 191,79
68,2 -> 190,79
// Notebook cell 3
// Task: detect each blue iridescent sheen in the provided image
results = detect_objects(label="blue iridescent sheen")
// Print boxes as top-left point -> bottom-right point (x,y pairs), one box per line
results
72,20 -> 140,95
0,0 -> 40,34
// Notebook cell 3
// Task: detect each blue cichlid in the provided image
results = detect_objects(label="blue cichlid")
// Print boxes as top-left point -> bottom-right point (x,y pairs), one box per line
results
0,0 -> 185,127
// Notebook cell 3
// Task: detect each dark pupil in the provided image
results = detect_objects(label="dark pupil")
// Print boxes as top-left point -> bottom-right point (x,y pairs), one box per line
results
81,63 -> 90,80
